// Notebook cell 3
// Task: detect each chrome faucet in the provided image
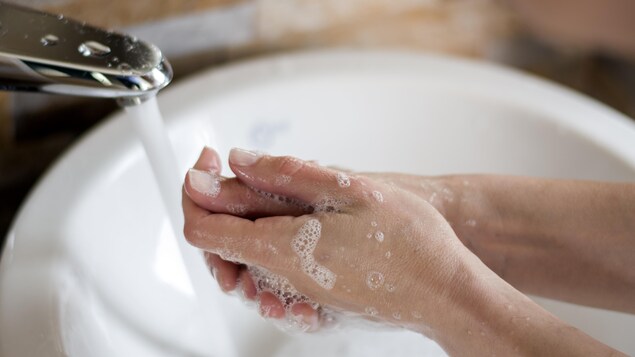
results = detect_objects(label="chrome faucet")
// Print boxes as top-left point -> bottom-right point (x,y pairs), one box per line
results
0,2 -> 172,106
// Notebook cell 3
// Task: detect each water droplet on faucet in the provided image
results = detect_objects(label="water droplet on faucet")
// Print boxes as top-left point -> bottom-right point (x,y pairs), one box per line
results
117,63 -> 133,74
40,34 -> 59,46
78,41 -> 111,57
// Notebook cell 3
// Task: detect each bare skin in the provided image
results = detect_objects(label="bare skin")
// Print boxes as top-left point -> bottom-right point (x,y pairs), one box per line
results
353,172 -> 635,314
182,147 -> 630,356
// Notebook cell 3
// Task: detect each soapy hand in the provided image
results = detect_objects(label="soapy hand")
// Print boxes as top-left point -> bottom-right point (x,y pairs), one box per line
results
182,147 -> 629,356
182,147 -> 488,335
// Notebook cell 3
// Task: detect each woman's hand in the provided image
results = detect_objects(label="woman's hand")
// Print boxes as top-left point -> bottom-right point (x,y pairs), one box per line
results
182,147 -> 626,356
183,148 -> 484,332
183,148 -> 464,318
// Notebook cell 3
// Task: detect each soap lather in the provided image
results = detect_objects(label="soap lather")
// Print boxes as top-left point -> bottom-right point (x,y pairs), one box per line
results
0,2 -> 172,106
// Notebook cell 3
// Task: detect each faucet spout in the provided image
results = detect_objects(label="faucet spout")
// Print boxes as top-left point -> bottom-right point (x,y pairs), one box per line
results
0,2 -> 173,105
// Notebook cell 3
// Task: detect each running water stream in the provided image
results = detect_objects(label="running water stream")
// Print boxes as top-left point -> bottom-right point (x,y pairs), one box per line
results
124,97 -> 237,356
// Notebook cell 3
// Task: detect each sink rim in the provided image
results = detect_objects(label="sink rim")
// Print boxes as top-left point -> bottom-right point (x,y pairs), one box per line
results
2,49 -> 635,356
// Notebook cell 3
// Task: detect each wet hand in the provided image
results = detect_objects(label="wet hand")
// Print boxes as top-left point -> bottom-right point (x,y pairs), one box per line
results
183,147 -> 485,334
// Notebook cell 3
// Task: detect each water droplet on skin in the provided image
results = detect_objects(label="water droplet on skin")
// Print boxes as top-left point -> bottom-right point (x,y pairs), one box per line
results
365,306 -> 379,316
392,312 -> 402,320
465,219 -> 477,227
385,283 -> 396,292
374,231 -> 384,243
372,190 -> 384,203
56,14 -> 64,20
366,271 -> 384,290
371,221 -> 378,227
274,175 -> 292,186
78,40 -> 111,57
40,34 -> 59,46
336,172 -> 350,188
411,311 -> 422,319
385,251 -> 391,259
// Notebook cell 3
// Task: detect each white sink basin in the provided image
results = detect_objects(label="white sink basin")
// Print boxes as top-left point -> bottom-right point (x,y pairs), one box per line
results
1,50 -> 634,356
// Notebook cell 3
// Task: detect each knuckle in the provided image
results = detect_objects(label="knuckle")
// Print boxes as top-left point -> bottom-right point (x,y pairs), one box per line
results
183,221 -> 208,247
183,222 -> 198,245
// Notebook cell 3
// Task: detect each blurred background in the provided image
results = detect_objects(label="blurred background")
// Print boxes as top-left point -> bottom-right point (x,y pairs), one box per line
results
1,0 -> 634,240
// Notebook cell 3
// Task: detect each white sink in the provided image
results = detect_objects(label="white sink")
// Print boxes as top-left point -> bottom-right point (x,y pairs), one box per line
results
1,50 -> 634,356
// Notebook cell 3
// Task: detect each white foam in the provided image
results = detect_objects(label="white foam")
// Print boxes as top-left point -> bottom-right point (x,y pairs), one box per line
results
366,271 -> 385,290
301,260 -> 336,290
275,175 -> 293,186
337,172 -> 351,188
216,248 -> 244,264
247,265 -> 318,333
292,219 -> 337,290
372,190 -> 384,203
226,203 -> 249,215
248,266 -> 314,310
313,197 -> 349,213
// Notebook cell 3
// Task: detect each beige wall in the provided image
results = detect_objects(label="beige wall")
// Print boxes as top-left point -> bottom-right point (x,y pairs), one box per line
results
0,0 -> 518,146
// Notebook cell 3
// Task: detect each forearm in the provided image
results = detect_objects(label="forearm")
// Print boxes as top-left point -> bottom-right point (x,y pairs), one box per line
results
425,258 -> 627,356
443,175 -> 635,313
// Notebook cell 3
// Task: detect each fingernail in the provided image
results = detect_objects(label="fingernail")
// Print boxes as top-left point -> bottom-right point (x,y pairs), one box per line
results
188,168 -> 221,197
229,148 -> 261,167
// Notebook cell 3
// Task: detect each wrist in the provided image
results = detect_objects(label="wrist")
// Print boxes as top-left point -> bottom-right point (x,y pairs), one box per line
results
429,176 -> 498,247
412,258 -> 622,356
417,261 -> 538,355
